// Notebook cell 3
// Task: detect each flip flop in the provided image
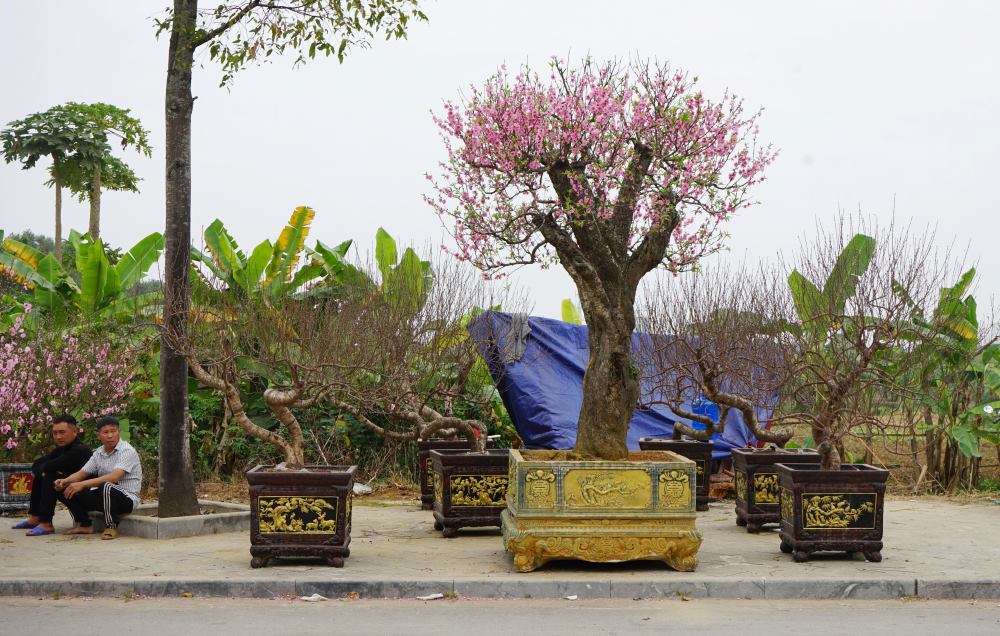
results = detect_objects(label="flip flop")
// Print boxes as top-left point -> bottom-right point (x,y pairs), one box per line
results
101,528 -> 119,540
25,525 -> 54,536
10,520 -> 37,530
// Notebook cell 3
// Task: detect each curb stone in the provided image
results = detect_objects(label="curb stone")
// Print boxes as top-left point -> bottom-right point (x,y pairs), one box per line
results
3,577 -> 994,599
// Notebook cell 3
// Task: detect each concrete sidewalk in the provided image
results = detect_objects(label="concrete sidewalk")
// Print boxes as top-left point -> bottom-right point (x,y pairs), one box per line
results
1,497 -> 998,600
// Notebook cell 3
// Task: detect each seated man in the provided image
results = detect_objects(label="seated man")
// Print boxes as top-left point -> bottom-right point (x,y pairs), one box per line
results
54,416 -> 142,540
11,414 -> 92,536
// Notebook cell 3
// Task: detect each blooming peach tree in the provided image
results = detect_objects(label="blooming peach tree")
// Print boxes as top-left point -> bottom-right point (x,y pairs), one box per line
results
427,57 -> 776,459
0,307 -> 134,452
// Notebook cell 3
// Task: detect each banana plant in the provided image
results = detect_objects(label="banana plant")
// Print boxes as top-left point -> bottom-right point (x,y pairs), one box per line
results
373,227 -> 433,311
787,233 -> 875,334
192,206 -> 325,300
561,298 -> 583,324
0,229 -> 163,325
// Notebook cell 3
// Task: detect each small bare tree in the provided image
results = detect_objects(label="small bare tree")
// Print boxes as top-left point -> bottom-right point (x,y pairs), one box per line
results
638,265 -> 796,446
778,218 -> 960,470
167,255 -> 508,469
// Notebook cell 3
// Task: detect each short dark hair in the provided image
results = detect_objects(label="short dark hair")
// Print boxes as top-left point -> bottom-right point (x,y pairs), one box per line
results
53,413 -> 78,427
96,416 -> 119,430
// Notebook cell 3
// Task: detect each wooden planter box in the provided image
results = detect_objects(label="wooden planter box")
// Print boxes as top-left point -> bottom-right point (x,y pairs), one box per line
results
430,448 -> 510,537
502,450 -> 702,572
417,438 -> 495,510
776,462 -> 888,563
732,448 -> 819,532
246,464 -> 356,568
0,463 -> 33,513
638,439 -> 713,511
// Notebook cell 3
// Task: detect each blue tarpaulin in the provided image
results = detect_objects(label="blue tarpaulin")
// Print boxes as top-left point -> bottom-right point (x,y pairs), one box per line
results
469,311 -> 767,460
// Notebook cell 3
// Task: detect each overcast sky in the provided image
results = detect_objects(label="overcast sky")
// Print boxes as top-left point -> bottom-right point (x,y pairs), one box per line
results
1,1 -> 998,317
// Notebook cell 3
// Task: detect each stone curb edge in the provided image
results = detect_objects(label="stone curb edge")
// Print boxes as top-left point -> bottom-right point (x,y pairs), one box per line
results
1,578 -> 998,600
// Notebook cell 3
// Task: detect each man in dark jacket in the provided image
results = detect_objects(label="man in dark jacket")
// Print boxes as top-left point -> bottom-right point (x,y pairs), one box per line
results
11,414 -> 91,536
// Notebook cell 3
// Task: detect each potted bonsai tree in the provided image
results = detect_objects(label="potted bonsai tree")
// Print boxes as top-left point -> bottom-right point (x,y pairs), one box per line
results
175,217 -> 511,563
774,221 -> 959,562
428,56 -> 775,571
638,265 -> 812,521
316,258 -> 513,538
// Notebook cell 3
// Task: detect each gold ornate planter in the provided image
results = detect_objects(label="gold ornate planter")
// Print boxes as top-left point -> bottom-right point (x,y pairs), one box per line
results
732,448 -> 820,532
246,464 -> 356,568
430,448 -> 509,537
0,463 -> 34,513
502,450 -> 702,572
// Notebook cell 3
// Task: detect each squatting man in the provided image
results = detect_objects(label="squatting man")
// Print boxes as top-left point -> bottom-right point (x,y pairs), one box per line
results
13,416 -> 142,540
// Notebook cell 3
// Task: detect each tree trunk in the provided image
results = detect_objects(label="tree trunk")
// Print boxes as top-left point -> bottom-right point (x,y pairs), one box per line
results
88,162 -> 102,240
157,0 -> 200,517
573,291 -> 637,460
53,157 -> 63,262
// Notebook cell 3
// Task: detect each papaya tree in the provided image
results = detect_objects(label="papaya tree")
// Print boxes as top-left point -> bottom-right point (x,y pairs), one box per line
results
428,57 -> 775,460
154,0 -> 427,515
1,106 -> 108,260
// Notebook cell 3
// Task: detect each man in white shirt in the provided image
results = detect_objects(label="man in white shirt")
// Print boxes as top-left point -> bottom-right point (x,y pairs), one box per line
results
54,416 -> 142,540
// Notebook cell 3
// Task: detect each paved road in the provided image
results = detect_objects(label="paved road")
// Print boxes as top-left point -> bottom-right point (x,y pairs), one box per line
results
3,597 -> 1000,635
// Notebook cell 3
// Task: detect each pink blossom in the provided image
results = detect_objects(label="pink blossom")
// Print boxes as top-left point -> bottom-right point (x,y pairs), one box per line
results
426,57 -> 776,275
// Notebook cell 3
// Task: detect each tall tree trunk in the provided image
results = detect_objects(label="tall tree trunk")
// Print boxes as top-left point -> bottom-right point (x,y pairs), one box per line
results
53,157 -> 63,262
573,289 -> 637,460
158,0 -> 200,517
88,162 -> 102,240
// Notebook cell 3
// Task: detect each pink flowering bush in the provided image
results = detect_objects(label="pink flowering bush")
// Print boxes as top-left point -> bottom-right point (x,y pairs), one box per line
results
0,306 -> 135,453
427,57 -> 775,459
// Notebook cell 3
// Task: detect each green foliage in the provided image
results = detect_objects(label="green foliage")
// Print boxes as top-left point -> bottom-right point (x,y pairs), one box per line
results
48,154 -> 141,202
0,230 -> 163,326
192,207 -> 327,299
154,0 -> 429,87
371,227 -> 433,311
1,104 -> 108,172
788,233 -> 875,332
561,298 -> 583,324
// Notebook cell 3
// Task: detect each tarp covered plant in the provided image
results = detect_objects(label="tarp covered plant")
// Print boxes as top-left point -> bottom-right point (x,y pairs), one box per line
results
428,56 -> 775,459
639,265 -> 795,446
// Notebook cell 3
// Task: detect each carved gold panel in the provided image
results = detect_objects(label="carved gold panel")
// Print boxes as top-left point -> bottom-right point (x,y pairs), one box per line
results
523,469 -> 556,508
735,470 -> 747,502
780,488 -> 793,524
7,473 -> 32,496
802,493 -> 877,529
658,469 -> 692,510
449,475 -> 508,507
257,496 -> 338,534
563,469 -> 651,509
433,471 -> 442,506
754,473 -> 780,505
424,457 -> 433,487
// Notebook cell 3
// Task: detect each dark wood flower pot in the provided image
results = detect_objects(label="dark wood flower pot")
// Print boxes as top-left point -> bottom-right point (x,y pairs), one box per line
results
731,448 -> 820,532
0,463 -> 33,513
638,439 -> 713,511
431,448 -> 510,537
245,464 -> 356,568
417,438 -> 495,510
776,462 -> 888,563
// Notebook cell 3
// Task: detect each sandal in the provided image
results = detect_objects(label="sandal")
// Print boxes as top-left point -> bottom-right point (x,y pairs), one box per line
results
26,525 -> 54,536
101,528 -> 119,540
11,520 -> 37,530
